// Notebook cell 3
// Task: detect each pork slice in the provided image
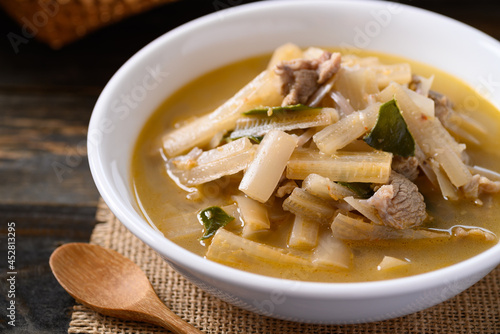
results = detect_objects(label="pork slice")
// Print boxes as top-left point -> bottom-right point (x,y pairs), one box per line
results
428,90 -> 452,125
317,52 -> 341,84
281,69 -> 319,106
275,51 -> 341,106
462,174 -> 500,199
366,172 -> 427,229
392,156 -> 420,181
276,64 -> 295,96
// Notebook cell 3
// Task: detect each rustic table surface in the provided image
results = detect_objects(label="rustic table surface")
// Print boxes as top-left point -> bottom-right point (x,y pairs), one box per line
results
0,0 -> 499,333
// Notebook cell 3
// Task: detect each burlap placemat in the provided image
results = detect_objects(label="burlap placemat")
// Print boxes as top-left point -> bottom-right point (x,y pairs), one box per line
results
68,199 -> 499,333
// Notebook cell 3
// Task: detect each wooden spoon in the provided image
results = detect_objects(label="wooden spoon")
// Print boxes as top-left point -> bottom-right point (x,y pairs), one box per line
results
49,243 -> 203,334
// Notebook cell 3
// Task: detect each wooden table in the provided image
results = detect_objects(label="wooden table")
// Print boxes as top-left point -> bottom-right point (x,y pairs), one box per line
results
0,1 -> 499,333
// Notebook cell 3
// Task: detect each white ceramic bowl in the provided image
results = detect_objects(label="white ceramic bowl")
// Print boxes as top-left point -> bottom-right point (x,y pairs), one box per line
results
88,0 -> 500,324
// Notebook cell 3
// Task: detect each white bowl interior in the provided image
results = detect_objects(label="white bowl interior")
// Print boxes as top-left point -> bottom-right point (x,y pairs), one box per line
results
88,0 -> 500,323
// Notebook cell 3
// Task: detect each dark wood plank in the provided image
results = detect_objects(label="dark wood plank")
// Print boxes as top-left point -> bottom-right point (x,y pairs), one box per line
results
0,205 -> 97,334
0,92 -> 100,206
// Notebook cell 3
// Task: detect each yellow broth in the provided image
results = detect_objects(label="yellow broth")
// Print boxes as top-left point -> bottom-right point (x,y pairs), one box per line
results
131,50 -> 500,282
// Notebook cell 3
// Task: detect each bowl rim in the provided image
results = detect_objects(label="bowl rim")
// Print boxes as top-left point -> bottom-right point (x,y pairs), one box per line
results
89,0 -> 500,300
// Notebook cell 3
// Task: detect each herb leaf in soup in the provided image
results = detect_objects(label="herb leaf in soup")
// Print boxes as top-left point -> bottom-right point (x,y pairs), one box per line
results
198,206 -> 234,240
338,182 -> 374,199
246,135 -> 263,144
363,99 -> 415,157
226,133 -> 263,144
243,104 -> 318,116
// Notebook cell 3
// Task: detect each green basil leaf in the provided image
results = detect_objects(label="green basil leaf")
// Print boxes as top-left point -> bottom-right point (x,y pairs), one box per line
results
226,134 -> 263,144
363,99 -> 415,157
338,182 -> 374,199
247,135 -> 263,144
243,104 -> 317,116
198,206 -> 234,240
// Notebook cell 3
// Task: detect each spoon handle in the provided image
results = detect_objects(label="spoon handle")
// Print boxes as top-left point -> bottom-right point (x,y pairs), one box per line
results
137,292 -> 204,334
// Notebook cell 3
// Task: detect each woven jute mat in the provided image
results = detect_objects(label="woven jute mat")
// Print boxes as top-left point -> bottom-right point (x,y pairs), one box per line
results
68,199 -> 500,333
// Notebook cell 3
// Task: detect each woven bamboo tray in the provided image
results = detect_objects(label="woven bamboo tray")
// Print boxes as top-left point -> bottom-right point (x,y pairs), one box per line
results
0,0 -> 177,49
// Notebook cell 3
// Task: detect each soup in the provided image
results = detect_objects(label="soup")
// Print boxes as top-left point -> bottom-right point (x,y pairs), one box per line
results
131,44 -> 500,282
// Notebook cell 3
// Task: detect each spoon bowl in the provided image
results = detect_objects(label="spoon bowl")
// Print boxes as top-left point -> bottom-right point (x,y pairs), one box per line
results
49,243 -> 202,334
